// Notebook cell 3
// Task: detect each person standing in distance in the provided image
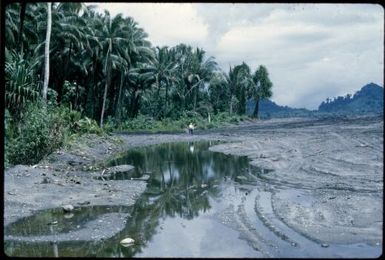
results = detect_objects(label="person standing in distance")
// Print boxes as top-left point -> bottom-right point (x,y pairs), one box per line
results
188,123 -> 195,134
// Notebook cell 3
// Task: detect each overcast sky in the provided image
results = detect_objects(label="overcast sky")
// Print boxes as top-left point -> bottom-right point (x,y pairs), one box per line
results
91,3 -> 383,110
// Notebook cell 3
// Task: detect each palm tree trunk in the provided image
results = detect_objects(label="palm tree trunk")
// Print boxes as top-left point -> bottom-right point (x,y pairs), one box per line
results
18,3 -> 26,53
86,54 -> 97,119
115,72 -> 124,122
129,86 -> 141,118
156,75 -> 162,118
42,2 -> 52,100
100,49 -> 111,127
91,54 -> 97,118
100,66 -> 110,127
75,81 -> 79,110
239,91 -> 246,115
165,83 -> 168,114
252,96 -> 260,118
65,42 -> 72,80
133,94 -> 140,118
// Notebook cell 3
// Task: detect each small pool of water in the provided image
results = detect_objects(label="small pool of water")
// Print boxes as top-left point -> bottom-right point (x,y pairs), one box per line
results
4,141 -> 263,257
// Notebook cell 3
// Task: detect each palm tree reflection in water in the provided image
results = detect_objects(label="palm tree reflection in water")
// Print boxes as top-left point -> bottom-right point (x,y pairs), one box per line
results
113,141 -> 252,256
5,141 -> 254,257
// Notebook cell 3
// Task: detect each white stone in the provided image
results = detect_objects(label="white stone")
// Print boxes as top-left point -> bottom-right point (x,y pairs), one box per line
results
62,204 -> 74,212
120,237 -> 135,247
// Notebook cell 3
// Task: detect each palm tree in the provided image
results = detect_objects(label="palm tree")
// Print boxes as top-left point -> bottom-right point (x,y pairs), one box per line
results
142,46 -> 178,118
42,2 -> 52,100
5,50 -> 40,121
188,48 -> 217,112
94,11 -> 133,127
114,18 -> 154,120
5,4 -> 19,51
208,71 -> 231,113
251,65 -> 273,118
170,45 -> 217,113
233,62 -> 253,115
213,63 -> 252,115
17,3 -> 27,52
48,3 -> 95,105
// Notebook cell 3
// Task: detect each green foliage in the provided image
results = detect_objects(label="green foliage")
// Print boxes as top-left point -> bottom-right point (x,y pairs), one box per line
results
233,63 -> 253,115
6,102 -> 66,165
62,81 -> 85,110
117,111 -> 246,133
56,106 -> 81,128
55,106 -> 104,135
4,3 -> 276,168
47,88 -> 58,106
5,103 -> 105,166
76,117 -> 104,134
209,73 -> 231,113
251,65 -> 273,118
5,50 -> 40,120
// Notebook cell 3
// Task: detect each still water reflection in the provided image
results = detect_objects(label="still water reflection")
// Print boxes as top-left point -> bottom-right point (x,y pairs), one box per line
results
5,141 -> 262,257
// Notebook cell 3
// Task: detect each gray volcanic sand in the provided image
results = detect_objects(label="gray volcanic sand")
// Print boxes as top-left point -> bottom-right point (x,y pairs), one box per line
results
4,116 -> 383,257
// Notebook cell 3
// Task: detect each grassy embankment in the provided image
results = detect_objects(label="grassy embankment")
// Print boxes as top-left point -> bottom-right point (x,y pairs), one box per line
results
5,104 -> 247,168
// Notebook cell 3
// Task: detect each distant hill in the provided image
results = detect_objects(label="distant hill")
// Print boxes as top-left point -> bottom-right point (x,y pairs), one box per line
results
246,82 -> 383,118
246,99 -> 313,118
318,83 -> 384,115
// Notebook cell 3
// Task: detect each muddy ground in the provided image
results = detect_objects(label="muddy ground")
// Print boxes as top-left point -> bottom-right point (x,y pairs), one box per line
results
3,115 -> 383,256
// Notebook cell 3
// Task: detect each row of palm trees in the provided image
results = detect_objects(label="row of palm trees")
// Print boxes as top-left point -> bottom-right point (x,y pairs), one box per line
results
5,2 -> 273,127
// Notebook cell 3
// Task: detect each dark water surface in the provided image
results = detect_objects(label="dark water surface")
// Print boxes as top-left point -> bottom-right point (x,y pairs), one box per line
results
4,141 -> 263,257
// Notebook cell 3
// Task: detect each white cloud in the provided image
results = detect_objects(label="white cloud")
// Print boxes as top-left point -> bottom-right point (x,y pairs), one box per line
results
212,4 -> 383,109
90,3 -> 383,109
91,3 -> 208,47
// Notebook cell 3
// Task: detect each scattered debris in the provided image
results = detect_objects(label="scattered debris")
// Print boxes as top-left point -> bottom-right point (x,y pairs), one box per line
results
134,175 -> 150,181
236,176 -> 248,181
62,204 -> 74,212
77,201 -> 91,205
41,177 -> 52,184
64,213 -> 74,219
120,237 -> 135,247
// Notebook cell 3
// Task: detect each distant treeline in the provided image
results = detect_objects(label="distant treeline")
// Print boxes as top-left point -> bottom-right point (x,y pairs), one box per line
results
246,83 -> 384,119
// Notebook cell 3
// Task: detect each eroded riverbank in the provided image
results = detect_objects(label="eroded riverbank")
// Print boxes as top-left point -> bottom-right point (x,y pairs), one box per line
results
4,116 -> 383,257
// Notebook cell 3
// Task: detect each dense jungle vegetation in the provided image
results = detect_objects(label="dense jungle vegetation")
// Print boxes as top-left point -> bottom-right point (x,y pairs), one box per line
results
4,3 -> 273,166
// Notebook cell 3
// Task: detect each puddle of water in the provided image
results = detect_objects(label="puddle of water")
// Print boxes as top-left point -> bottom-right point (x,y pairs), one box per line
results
4,206 -> 131,237
4,141 -> 263,257
5,141 -> 380,257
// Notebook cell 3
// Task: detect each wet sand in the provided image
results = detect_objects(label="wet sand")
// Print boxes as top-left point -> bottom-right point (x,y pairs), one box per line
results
4,115 -> 383,257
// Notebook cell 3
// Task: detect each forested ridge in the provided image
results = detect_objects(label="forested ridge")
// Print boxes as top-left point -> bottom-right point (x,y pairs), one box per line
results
318,83 -> 383,114
5,3 -> 273,166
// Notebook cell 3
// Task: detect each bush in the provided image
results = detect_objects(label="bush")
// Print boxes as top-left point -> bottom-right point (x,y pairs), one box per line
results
116,110 -> 248,133
56,106 -> 82,130
229,116 -> 240,123
62,81 -> 85,111
5,101 -> 105,166
6,102 -> 66,165
76,117 -> 104,135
